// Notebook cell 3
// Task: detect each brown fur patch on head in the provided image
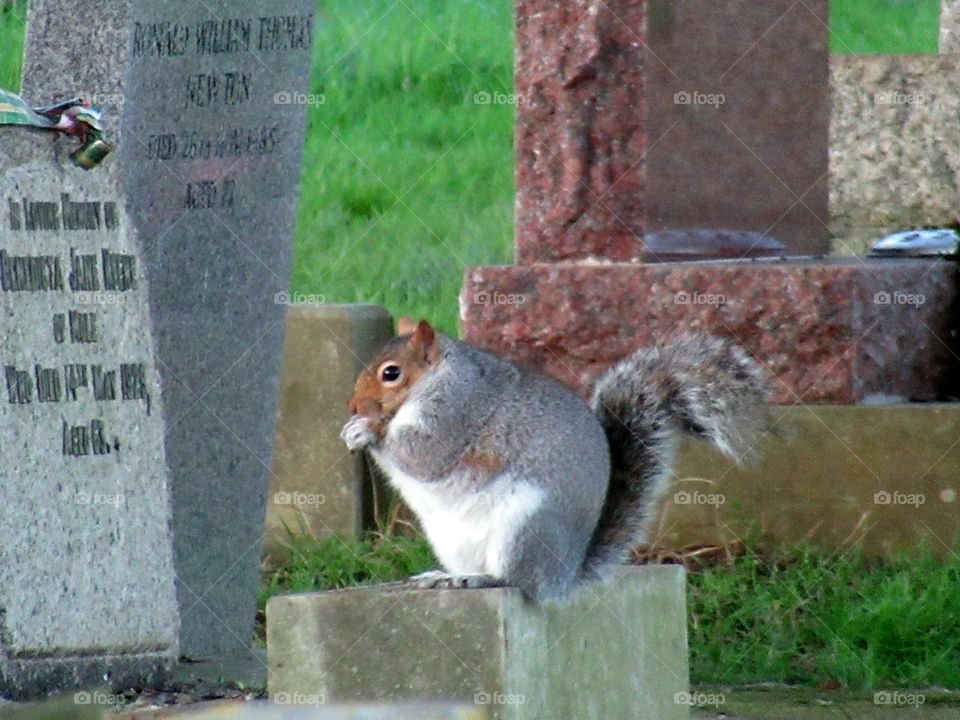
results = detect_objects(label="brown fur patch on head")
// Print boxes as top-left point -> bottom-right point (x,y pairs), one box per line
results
346,320 -> 442,425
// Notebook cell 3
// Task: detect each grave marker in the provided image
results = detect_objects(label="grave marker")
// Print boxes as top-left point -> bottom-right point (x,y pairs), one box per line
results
21,0 -> 316,659
514,0 -> 830,263
0,128 -> 178,697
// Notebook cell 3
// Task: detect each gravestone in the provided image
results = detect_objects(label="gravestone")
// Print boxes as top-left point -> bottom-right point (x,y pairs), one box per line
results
514,0 -> 830,262
0,129 -> 178,696
264,305 -> 394,568
21,0 -> 316,659
942,0 -> 960,52
830,56 -> 960,255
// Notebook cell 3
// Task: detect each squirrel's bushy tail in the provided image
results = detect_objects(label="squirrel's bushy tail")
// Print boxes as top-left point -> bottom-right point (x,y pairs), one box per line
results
583,334 -> 771,577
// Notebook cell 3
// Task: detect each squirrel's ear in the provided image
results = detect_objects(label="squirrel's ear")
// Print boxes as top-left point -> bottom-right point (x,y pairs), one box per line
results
397,316 -> 417,336
410,320 -> 439,361
412,319 -> 435,346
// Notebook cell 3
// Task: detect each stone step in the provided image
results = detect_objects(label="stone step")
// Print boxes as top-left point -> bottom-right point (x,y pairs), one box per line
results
267,566 -> 689,720
461,258 -> 957,404
663,403 -> 960,556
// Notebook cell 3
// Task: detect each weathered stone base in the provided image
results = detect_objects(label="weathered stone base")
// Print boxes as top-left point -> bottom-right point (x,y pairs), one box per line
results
461,259 -> 958,404
264,305 -> 395,568
830,54 -> 960,242
0,651 -> 173,701
662,403 -> 960,556
267,567 -> 689,720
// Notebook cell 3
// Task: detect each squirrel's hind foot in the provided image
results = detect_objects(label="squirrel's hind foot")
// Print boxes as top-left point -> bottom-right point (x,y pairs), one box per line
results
406,570 -> 501,590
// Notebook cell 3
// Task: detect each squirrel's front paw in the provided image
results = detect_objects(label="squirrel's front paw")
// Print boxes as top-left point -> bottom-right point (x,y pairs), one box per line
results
340,415 -> 378,451
406,570 -> 501,590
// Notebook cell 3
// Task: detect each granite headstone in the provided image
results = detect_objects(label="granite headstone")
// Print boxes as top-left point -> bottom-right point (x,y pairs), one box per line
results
21,0 -> 316,658
0,127 -> 178,697
942,0 -> 960,53
514,0 -> 830,263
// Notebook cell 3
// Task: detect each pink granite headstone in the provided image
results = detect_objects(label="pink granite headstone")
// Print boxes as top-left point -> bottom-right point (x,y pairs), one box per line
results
514,0 -> 831,263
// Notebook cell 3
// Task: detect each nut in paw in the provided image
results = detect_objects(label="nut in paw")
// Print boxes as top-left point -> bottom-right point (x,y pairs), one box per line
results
340,415 -> 377,451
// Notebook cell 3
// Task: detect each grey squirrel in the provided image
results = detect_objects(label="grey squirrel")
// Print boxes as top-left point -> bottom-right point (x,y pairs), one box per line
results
340,317 -> 770,602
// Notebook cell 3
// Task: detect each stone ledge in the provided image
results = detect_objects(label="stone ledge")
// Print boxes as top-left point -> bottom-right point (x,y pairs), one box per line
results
267,567 -> 689,720
663,403 -> 960,556
461,258 -> 958,404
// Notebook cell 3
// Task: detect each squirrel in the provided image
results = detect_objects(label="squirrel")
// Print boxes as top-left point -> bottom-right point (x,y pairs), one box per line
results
340,317 -> 770,603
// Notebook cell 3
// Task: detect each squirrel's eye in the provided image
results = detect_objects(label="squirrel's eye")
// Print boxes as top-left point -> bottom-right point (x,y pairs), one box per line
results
380,364 -> 402,383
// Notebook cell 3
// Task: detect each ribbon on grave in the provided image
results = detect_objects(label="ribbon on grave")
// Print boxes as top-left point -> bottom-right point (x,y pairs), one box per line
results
0,88 -> 113,170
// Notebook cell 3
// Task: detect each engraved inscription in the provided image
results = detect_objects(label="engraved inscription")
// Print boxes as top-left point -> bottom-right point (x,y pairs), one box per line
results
2,189 -> 154,459
8,195 -> 118,232
0,250 -> 64,291
184,179 -> 235,210
184,71 -> 252,108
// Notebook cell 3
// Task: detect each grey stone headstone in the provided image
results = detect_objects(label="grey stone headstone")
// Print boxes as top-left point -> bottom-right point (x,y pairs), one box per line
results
0,128 -> 178,698
21,0 -> 315,659
942,0 -> 960,53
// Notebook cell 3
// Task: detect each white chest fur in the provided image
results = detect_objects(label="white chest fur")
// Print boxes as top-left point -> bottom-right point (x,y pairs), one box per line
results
371,401 -> 544,578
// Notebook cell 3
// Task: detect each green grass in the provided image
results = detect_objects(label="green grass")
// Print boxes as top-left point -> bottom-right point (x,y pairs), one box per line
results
830,0 -> 941,54
0,1 -> 26,92
688,545 -> 960,688
260,534 -> 435,604
293,0 -> 515,334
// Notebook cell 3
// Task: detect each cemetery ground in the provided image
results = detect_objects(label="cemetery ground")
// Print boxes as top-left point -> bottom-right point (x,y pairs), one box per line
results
2,1 -> 960,718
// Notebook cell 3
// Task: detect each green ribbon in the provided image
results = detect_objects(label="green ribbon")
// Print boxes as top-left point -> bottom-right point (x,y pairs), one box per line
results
0,89 -> 113,170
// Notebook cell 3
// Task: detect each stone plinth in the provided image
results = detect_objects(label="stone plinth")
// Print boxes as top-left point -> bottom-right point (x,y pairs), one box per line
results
663,404 -> 960,556
461,259 -> 958,405
142,702 -> 488,719
267,567 -> 689,720
830,54 -> 960,254
264,305 -> 394,568
515,0 -> 830,263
